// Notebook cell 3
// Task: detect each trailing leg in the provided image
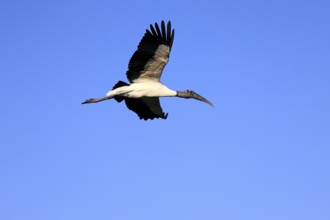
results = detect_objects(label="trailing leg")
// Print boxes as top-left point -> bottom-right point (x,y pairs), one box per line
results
82,96 -> 111,104
82,81 -> 130,104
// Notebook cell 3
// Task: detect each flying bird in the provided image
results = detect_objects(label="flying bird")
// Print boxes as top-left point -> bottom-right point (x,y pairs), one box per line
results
82,21 -> 213,120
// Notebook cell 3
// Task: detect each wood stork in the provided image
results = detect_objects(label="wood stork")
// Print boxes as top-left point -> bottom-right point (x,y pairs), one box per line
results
82,21 -> 213,120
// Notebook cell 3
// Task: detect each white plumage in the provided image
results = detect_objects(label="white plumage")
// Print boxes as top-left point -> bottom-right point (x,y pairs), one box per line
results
106,81 -> 177,98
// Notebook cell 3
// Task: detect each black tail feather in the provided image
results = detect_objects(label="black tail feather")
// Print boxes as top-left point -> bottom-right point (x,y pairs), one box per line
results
112,81 -> 128,103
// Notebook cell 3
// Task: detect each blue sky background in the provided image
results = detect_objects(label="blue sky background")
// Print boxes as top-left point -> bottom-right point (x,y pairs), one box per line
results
1,0 -> 329,219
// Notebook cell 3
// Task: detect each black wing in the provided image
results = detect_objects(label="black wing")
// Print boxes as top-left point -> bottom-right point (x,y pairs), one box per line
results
126,21 -> 175,82
125,97 -> 168,120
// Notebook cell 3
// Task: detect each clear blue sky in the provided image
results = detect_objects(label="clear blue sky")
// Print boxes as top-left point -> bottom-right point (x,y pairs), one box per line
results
1,0 -> 329,219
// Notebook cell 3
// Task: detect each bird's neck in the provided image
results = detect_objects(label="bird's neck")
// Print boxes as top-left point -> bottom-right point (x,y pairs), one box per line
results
176,91 -> 190,98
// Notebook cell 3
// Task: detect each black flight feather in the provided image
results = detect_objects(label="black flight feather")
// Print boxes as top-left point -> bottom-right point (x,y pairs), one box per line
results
126,21 -> 174,82
125,98 -> 168,120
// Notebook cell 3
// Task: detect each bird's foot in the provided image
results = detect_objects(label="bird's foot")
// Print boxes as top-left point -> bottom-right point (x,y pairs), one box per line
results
82,98 -> 99,104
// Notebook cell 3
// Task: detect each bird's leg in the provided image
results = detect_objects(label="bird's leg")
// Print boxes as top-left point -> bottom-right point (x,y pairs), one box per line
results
82,88 -> 131,104
82,96 -> 111,104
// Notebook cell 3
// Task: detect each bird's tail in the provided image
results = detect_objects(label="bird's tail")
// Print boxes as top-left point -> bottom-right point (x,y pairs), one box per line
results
112,81 -> 128,103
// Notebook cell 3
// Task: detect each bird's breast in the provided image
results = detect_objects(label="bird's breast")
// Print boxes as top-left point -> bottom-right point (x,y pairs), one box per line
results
126,82 -> 176,98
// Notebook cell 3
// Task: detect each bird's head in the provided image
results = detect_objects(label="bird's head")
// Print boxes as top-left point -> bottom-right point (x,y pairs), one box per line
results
177,90 -> 214,107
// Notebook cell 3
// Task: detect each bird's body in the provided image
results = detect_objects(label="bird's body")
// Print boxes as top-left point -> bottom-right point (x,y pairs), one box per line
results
82,21 -> 213,120
106,81 -> 176,99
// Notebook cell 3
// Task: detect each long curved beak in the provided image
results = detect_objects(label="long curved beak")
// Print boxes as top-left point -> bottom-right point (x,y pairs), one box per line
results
193,93 -> 214,107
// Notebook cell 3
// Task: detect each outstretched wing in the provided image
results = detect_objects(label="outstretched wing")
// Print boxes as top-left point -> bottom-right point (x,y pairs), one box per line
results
124,97 -> 168,120
126,21 -> 175,82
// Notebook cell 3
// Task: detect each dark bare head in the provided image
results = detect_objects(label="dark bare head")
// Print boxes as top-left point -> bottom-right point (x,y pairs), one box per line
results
176,90 -> 213,107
